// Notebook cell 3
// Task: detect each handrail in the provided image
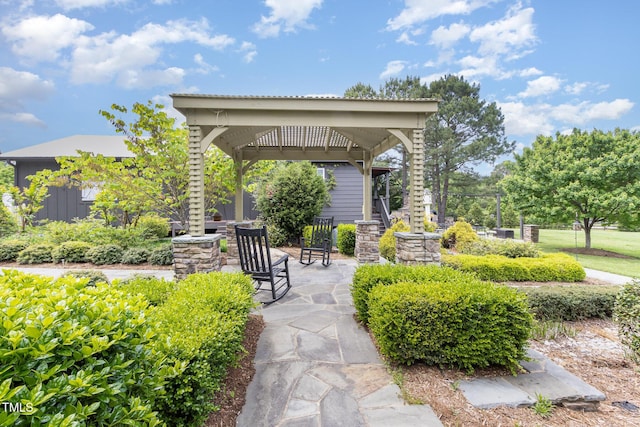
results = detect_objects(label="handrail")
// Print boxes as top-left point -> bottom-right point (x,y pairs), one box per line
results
375,197 -> 391,229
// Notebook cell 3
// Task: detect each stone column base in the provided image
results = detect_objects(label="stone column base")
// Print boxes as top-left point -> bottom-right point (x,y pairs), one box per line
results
395,232 -> 441,265
355,220 -> 380,264
226,221 -> 254,265
172,234 -> 222,280
523,225 -> 540,243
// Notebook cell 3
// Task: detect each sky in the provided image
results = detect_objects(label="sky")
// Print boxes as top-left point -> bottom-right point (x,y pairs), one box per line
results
1,0 -> 638,167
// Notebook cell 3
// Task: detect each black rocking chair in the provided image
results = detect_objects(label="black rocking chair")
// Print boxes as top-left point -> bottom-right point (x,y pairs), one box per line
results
300,216 -> 334,267
235,225 -> 292,304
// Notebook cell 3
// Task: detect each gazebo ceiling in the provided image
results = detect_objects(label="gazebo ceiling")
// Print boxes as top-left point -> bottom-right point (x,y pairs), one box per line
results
170,94 -> 439,162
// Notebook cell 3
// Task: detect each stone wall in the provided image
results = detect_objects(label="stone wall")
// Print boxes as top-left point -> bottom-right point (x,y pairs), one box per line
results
226,221 -> 254,265
395,232 -> 441,265
523,224 -> 540,243
355,220 -> 380,264
172,234 -> 222,280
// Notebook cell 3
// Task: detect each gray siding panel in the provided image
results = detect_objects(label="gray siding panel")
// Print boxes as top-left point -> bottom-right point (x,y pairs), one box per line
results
319,163 -> 363,225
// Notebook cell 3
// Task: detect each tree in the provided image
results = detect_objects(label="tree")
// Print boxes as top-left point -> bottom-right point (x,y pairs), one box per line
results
254,161 -> 329,245
0,162 -> 13,190
8,170 -> 51,231
500,129 -> 640,248
424,75 -> 513,225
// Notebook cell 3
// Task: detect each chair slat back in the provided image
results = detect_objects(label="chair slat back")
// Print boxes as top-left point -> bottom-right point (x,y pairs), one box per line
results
236,226 -> 272,275
310,216 -> 333,247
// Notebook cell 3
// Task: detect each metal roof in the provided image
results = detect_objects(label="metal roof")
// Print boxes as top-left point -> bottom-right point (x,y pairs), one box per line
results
0,135 -> 131,160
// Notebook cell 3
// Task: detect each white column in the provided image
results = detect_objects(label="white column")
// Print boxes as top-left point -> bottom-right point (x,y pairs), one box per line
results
188,126 -> 205,236
363,152 -> 373,221
410,129 -> 425,233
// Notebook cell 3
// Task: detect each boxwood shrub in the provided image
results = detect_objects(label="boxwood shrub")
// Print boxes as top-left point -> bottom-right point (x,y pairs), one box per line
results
149,244 -> 173,266
0,239 -> 28,261
152,272 -> 256,426
115,274 -> 176,306
16,243 -> 55,264
87,244 -> 124,265
337,223 -> 356,256
51,240 -> 93,263
367,279 -> 533,374
60,269 -> 109,286
121,247 -> 151,264
521,285 -> 619,321
442,253 -> 585,282
351,263 -> 480,324
0,270 -> 176,426
460,238 -> 540,258
614,280 -> 640,363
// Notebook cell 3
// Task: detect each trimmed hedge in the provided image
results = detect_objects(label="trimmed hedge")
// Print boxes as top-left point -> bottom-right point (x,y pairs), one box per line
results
367,280 -> 533,374
521,285 -> 619,321
115,274 -> 176,306
121,247 -> 151,264
52,240 -> 93,263
614,280 -> 640,363
87,244 -> 124,265
16,243 -> 55,264
442,253 -> 585,282
460,238 -> 540,258
60,269 -> 109,286
337,223 -> 356,256
351,263 -> 481,324
153,272 -> 256,426
0,239 -> 28,262
441,219 -> 479,250
0,270 -> 174,426
149,244 -> 173,265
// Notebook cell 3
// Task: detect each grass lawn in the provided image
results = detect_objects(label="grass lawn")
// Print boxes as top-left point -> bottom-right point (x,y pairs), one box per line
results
512,228 -> 640,278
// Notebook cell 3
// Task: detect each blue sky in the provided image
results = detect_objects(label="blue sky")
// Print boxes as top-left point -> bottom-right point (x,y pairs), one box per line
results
1,0 -> 638,166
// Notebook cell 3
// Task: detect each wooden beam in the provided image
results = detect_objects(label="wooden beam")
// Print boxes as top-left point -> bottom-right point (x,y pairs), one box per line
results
200,127 -> 228,154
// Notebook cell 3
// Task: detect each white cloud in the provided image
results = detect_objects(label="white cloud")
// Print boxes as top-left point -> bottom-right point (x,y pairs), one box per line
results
397,32 -> 418,45
1,14 -> 94,62
252,0 -> 323,38
380,60 -> 408,79
117,67 -> 185,89
193,53 -> 220,74
565,82 -> 589,96
0,67 -> 55,101
387,0 -> 498,31
469,3 -> 537,58
518,75 -> 563,98
519,67 -> 543,77
239,41 -> 257,63
0,112 -> 46,127
151,94 -> 185,123
429,22 -> 470,49
54,0 -> 128,9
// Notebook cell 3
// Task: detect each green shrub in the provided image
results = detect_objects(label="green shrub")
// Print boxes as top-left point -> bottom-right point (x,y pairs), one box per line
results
441,219 -> 479,250
351,263 -> 479,324
153,272 -> 255,426
149,244 -> 173,265
0,204 -> 18,238
16,243 -> 55,264
442,253 -> 585,282
424,218 -> 437,232
379,219 -> 410,261
460,238 -> 540,258
137,215 -> 171,239
368,280 -> 533,374
121,247 -> 151,264
337,223 -> 356,256
0,239 -> 28,261
60,269 -> 110,286
115,274 -> 176,306
0,270 -> 176,426
614,280 -> 640,363
266,222 -> 288,247
87,244 -> 124,265
42,218 -> 148,248
522,286 -> 619,321
220,238 -> 227,253
51,240 -> 93,263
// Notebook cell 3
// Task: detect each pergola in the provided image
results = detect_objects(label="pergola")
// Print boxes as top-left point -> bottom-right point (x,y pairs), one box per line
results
170,95 -> 438,236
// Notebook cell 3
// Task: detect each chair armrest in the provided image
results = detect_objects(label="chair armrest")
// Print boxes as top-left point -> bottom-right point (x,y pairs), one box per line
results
272,253 -> 289,267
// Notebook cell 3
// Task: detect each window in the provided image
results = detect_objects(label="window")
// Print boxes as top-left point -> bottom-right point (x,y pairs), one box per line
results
316,167 -> 326,180
81,184 -> 101,202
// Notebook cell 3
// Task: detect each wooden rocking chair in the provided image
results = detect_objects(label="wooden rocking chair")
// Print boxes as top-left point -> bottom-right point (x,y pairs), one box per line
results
235,225 -> 292,304
300,216 -> 334,267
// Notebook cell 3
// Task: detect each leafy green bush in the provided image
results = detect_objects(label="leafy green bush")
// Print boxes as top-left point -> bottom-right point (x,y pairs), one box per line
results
614,280 -> 640,363
60,269 -> 109,286
460,238 -> 540,258
351,263 -> 479,324
149,244 -> 173,265
424,218 -> 437,232
16,243 -> 55,264
337,223 -> 356,256
368,280 -> 533,374
441,219 -> 479,250
115,274 -> 176,306
379,219 -> 410,261
0,204 -> 18,237
51,240 -> 93,263
153,272 -> 255,426
42,218 -> 148,248
0,239 -> 28,261
254,161 -> 330,244
137,215 -> 171,239
522,286 -> 619,321
265,222 -> 288,247
441,253 -> 585,282
0,270 -> 175,426
121,247 -> 151,264
87,244 -> 124,265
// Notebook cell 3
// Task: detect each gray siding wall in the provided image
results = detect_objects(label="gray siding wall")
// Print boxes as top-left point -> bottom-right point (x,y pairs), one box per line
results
15,160 -> 91,223
318,163 -> 363,224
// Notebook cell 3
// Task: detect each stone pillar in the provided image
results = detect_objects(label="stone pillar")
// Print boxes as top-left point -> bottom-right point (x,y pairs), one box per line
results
395,232 -> 441,265
355,220 -> 379,264
172,234 -> 222,280
523,225 -> 540,243
226,221 -> 254,266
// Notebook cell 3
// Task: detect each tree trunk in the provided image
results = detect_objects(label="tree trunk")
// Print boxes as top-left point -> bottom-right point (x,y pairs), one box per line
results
583,219 -> 592,249
438,172 -> 450,225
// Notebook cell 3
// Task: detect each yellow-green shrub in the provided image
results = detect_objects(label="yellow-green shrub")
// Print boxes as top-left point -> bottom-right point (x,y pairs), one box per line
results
379,219 -> 410,261
614,280 -> 640,363
441,219 -> 479,249
522,285 -> 619,321
337,224 -> 355,256
368,280 -> 533,374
